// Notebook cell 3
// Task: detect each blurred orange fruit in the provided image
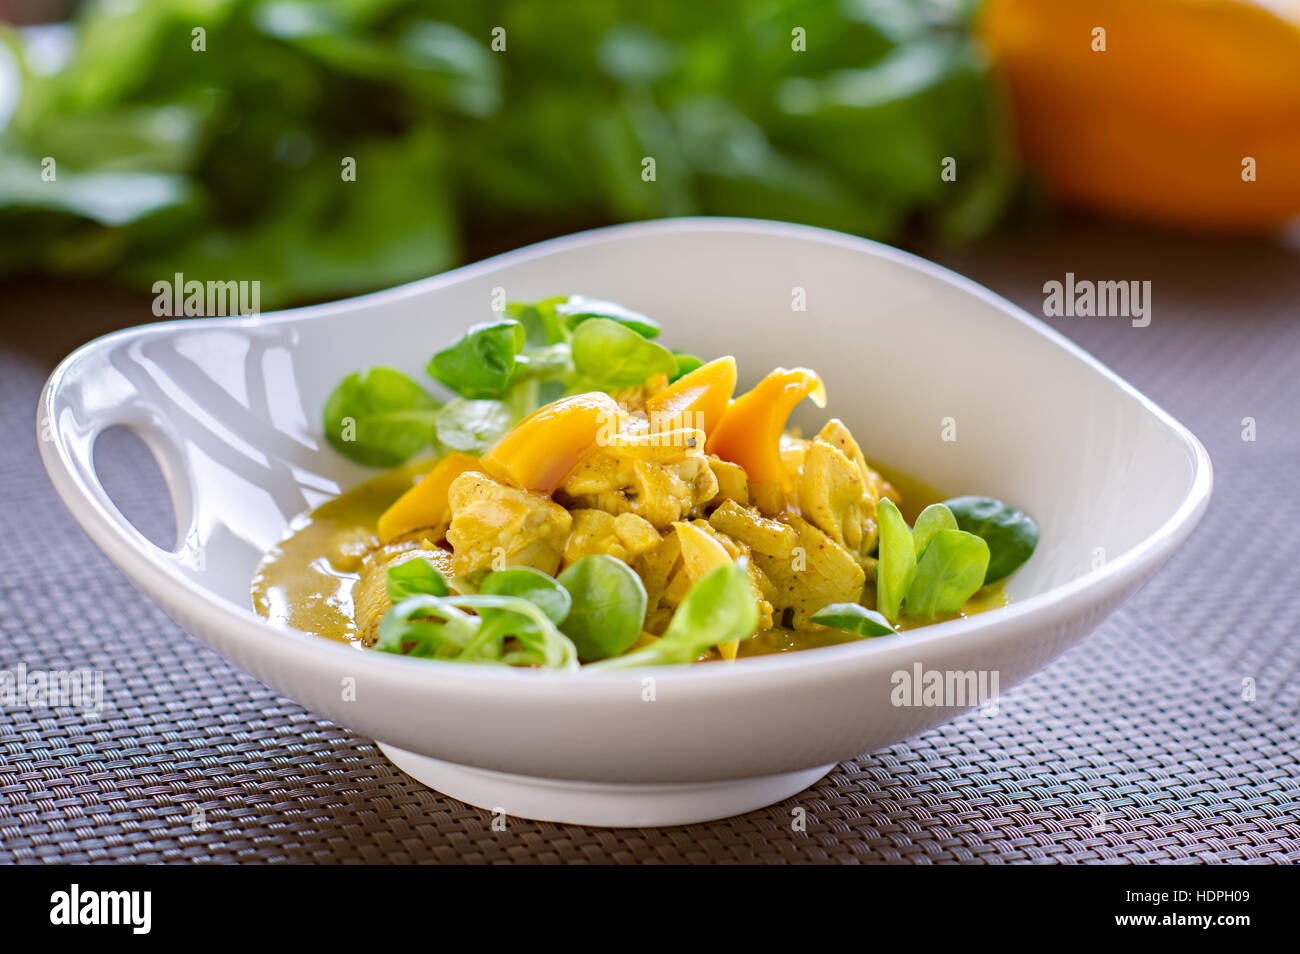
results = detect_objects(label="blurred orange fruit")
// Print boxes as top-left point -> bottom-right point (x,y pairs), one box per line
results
981,0 -> 1300,231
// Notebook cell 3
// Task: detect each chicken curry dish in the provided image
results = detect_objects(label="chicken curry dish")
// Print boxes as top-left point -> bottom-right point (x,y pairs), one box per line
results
253,296 -> 1038,671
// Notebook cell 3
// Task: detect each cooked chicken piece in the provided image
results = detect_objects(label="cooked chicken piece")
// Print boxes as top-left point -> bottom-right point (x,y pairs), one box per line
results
675,520 -> 732,577
690,517 -> 747,557
557,430 -> 718,530
645,604 -> 675,635
753,514 -> 865,628
816,418 -> 896,505
708,499 -> 798,557
796,419 -> 893,556
635,520 -> 755,636
562,509 -> 630,567
682,517 -> 778,633
659,521 -> 773,646
661,552 -> 696,606
669,523 -> 743,660
445,471 -> 572,576
706,456 -> 749,507
613,512 -> 661,556
710,527 -> 777,638
666,521 -> 731,604
753,561 -> 779,605
634,530 -> 686,629
798,438 -> 874,553
353,537 -> 455,646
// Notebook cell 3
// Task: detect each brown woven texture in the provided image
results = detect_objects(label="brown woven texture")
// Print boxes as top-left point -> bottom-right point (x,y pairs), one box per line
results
2,220 -> 1298,863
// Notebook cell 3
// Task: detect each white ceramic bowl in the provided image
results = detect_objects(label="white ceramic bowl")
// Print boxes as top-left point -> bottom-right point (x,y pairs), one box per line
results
39,219 -> 1212,826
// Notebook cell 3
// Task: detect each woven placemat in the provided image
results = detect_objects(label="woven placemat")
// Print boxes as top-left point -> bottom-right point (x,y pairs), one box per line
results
2,220 -> 1297,864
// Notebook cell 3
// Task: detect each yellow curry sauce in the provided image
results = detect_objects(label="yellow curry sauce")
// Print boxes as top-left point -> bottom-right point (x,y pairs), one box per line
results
253,460 -> 429,648
252,458 -> 1006,656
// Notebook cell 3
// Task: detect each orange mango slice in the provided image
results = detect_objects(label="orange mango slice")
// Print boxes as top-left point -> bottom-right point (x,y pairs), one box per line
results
644,356 -> 737,438
707,367 -> 825,485
377,451 -> 480,544
480,392 -> 621,494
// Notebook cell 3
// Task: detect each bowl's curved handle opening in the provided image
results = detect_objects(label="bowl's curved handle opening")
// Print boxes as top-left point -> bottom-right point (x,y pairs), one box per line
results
38,330 -> 199,568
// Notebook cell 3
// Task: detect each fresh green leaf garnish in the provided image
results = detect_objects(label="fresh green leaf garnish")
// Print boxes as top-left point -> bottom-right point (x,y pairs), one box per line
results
326,296 -> 679,468
643,561 -> 759,663
385,555 -> 451,603
570,317 -> 677,390
0,4 -> 1012,305
377,563 -> 579,669
809,602 -> 894,638
507,297 -> 568,346
434,398 -> 512,453
557,554 -> 648,661
905,529 -> 989,618
875,497 -> 916,623
378,561 -> 578,666
912,503 -> 958,558
589,560 -> 757,669
381,592 -> 579,668
464,566 -> 573,661
323,367 -> 440,467
513,343 -> 574,380
426,319 -> 526,399
478,567 -> 571,627
376,594 -> 478,658
556,296 -> 662,338
504,341 -> 576,417
943,496 -> 1038,584
670,352 -> 704,381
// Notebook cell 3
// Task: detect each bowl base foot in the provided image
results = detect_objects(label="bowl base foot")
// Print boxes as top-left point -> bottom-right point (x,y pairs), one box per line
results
377,743 -> 834,827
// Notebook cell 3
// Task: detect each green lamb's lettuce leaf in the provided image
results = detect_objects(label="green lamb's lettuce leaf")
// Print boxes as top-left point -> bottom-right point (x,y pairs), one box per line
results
322,367 -> 439,467
468,566 -> 573,660
478,567 -> 571,628
513,343 -> 574,381
376,594 -> 478,658
385,555 -> 451,603
427,319 -> 526,399
557,554 -> 648,661
943,495 -> 1038,584
0,1 -> 1013,295
0,156 -> 196,226
874,497 -> 916,623
905,528 -> 989,618
555,296 -> 662,338
507,298 -> 568,346
911,502 -> 958,558
433,398 -> 512,453
810,602 -> 894,638
377,563 -> 579,669
588,560 -> 757,669
570,317 -> 677,390
670,352 -> 703,381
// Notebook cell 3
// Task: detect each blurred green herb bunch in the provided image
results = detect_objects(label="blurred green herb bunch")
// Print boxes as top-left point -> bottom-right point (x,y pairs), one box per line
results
0,0 -> 1014,307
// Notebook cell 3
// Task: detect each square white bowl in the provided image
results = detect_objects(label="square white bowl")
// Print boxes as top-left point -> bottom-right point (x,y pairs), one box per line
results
39,219 -> 1211,826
